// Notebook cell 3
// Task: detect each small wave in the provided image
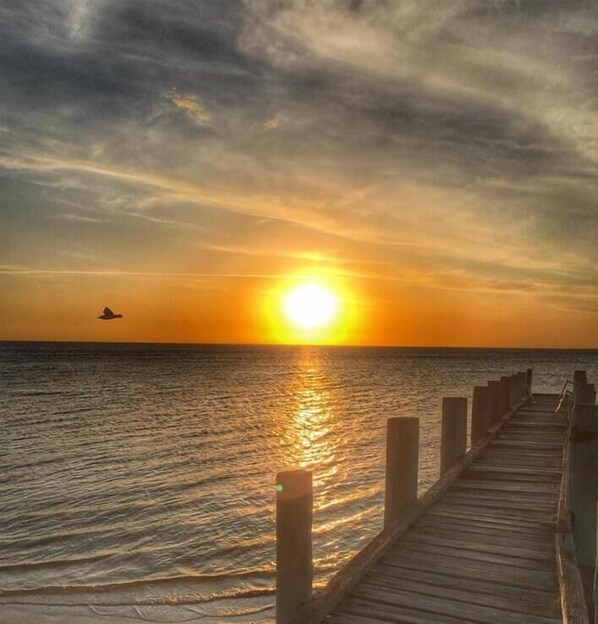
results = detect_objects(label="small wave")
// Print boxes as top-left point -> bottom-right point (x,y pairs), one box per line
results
0,569 -> 276,598
0,553 -> 111,573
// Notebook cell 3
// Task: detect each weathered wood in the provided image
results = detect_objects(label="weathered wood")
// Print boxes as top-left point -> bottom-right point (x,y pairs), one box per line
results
471,386 -> 490,445
276,469 -> 313,624
365,566 -> 561,614
400,532 -> 556,563
343,586 -> 562,624
380,550 -> 558,587
428,503 -> 557,528
440,397 -> 467,475
414,518 -> 555,545
575,383 -> 596,406
567,404 -> 598,567
384,417 -> 419,528
500,375 -> 513,416
454,478 -> 560,494
573,370 -> 588,389
555,414 -> 590,624
361,572 -> 561,617
464,464 -> 562,478
510,374 -> 520,409
527,368 -> 533,396
288,396 -> 527,624
487,380 -> 501,424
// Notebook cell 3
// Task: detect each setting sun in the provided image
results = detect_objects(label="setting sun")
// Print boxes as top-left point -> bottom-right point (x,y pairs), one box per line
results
283,283 -> 338,330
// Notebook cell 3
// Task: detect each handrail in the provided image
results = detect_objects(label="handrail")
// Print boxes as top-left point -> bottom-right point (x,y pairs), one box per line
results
556,392 -> 590,624
556,380 -> 572,413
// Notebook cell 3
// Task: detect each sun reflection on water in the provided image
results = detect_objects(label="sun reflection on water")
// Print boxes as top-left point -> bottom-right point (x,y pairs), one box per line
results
285,351 -> 339,491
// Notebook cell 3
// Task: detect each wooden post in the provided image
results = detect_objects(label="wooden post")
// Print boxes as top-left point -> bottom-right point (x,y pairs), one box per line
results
509,374 -> 519,407
471,386 -> 490,445
573,370 -> 588,388
526,369 -> 533,398
567,404 -> 598,567
384,417 -> 419,528
441,397 -> 467,475
499,376 -> 512,416
487,380 -> 501,425
276,470 -> 313,624
573,371 -> 588,410
517,372 -> 527,403
575,384 -> 596,406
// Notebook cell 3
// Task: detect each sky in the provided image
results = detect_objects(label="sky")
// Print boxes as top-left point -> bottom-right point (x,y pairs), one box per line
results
1,0 -> 598,347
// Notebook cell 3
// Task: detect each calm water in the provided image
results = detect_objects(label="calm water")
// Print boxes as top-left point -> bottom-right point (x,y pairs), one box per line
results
1,343 -> 597,623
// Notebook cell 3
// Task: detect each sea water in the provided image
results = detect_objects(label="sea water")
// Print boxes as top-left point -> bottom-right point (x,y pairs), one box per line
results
1,343 -> 597,623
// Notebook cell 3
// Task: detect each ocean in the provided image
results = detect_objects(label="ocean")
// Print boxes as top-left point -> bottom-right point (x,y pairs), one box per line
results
1,342 -> 597,623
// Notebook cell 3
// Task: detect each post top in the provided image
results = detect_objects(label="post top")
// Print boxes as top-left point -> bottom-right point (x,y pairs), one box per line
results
276,470 -> 312,500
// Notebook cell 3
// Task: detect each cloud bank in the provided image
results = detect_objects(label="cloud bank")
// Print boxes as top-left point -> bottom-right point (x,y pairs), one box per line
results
1,0 -> 597,343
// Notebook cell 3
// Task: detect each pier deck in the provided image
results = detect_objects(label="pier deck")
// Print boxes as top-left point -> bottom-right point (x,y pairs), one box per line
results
327,393 -> 566,624
326,395 -> 567,624
277,372 -> 597,624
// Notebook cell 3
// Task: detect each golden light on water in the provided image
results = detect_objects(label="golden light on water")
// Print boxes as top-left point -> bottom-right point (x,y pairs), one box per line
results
286,352 -> 338,488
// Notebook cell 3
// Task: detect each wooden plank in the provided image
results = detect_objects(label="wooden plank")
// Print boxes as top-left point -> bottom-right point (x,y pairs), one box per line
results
392,539 -> 556,570
363,565 -> 561,615
412,516 -> 554,547
443,492 -> 558,513
495,433 -> 566,443
400,532 -> 556,562
361,573 -> 561,618
342,587 -> 563,624
454,479 -> 560,494
429,501 -> 557,526
463,464 -> 562,480
333,603 -> 479,624
409,522 -> 556,550
379,552 -> 558,589
491,440 -> 564,450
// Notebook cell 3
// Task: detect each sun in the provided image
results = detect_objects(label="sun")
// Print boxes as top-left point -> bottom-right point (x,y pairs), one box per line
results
283,283 -> 338,330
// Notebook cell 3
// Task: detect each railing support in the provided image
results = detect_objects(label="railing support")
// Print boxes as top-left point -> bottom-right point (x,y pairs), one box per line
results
384,417 -> 419,528
276,469 -> 313,624
526,368 -> 533,398
500,376 -> 512,416
487,380 -> 501,424
441,397 -> 467,474
567,403 -> 598,568
472,386 -> 490,445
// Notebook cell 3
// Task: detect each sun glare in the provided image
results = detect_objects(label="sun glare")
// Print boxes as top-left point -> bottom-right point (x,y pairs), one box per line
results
283,283 -> 338,330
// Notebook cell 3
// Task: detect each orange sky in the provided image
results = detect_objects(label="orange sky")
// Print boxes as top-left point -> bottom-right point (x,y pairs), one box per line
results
1,2 -> 598,347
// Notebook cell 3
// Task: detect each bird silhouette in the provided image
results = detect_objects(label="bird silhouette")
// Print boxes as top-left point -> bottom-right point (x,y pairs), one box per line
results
98,307 -> 123,320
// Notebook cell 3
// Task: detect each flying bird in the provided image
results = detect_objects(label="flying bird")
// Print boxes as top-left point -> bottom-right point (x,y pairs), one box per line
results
98,307 -> 123,320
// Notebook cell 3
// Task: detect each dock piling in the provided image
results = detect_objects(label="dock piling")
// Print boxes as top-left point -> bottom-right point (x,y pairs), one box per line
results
471,386 -> 490,445
441,397 -> 467,474
487,380 -> 501,424
276,469 -> 313,624
384,417 -> 419,528
526,368 -> 533,397
499,376 -> 512,416
576,383 -> 596,407
567,403 -> 598,568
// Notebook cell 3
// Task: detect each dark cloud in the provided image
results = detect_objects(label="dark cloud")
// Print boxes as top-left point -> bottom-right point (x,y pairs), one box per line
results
1,0 -> 597,319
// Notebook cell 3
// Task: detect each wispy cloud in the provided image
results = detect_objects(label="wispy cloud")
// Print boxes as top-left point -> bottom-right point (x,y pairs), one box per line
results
1,0 -> 597,343
166,89 -> 212,126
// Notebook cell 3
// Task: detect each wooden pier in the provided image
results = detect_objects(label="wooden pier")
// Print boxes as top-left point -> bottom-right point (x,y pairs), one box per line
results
275,371 -> 598,624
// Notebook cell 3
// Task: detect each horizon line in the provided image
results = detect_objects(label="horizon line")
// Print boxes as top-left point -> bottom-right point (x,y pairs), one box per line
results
1,339 -> 596,351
